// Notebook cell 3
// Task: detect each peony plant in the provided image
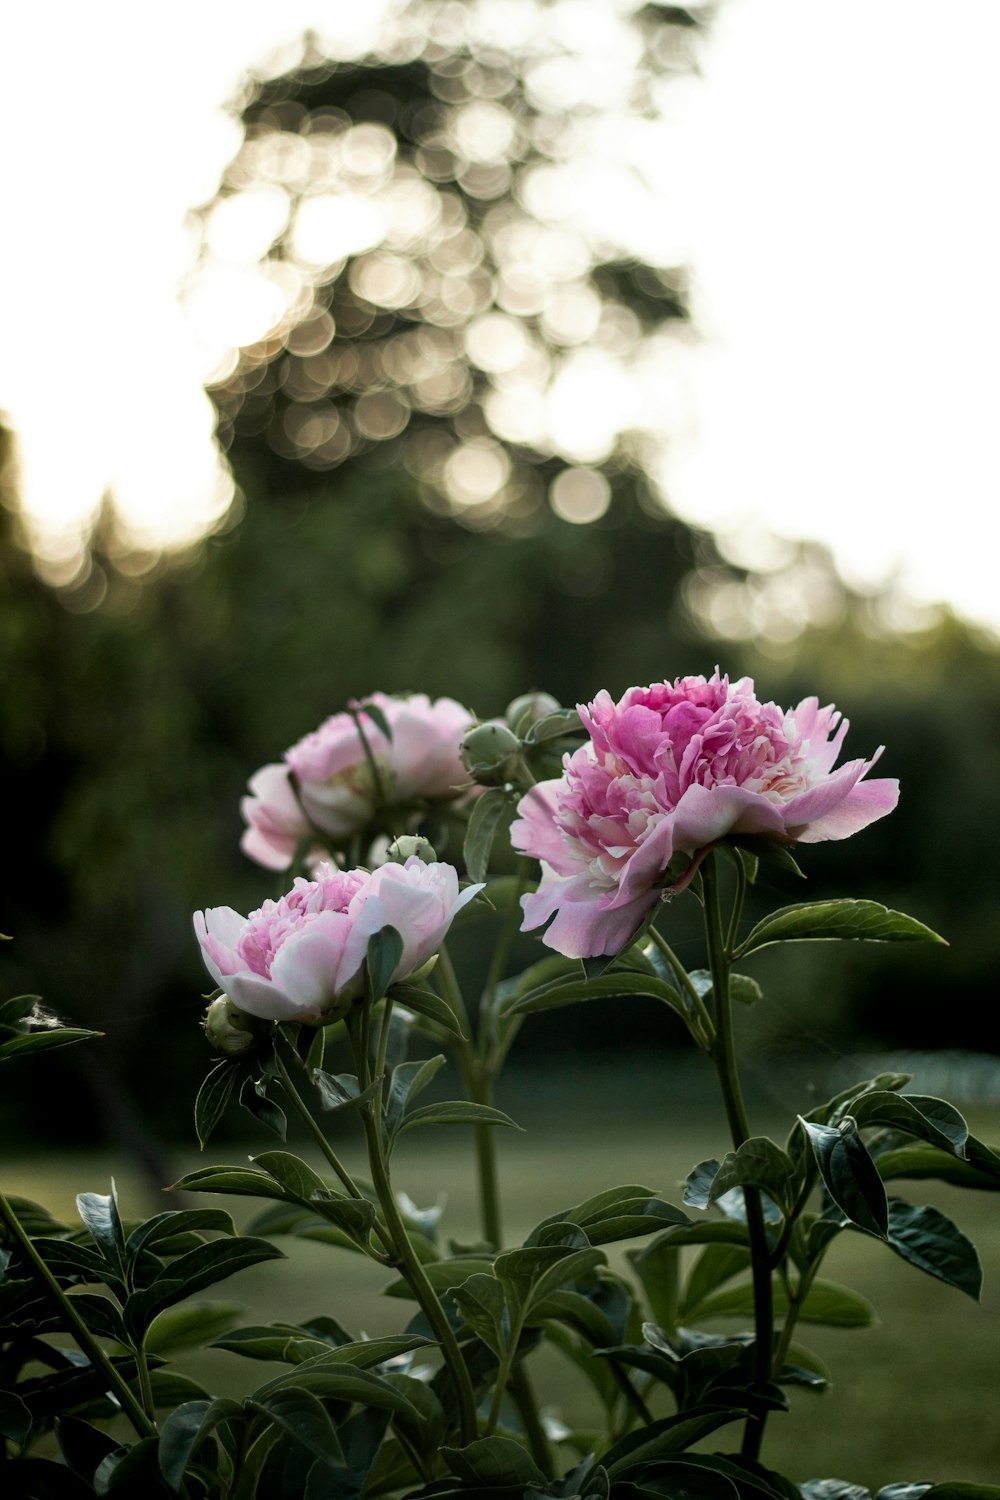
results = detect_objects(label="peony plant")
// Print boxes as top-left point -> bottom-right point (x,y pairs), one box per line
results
2,673 -> 998,1500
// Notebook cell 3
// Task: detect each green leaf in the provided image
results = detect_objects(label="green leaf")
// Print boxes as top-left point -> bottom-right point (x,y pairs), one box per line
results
240,1074 -> 288,1140
508,971 -> 685,1019
366,925 -> 404,1004
885,1199 -> 982,1299
145,1301 -> 244,1355
0,1389 -> 31,1446
313,1071 -> 380,1115
0,1028 -> 102,1063
680,1245 -> 753,1321
602,1407 -> 749,1478
737,900 -> 946,958
708,1138 -> 796,1214
850,1092 -> 969,1158
523,707 -> 583,745
170,1164 -> 293,1201
249,1363 -> 423,1419
391,984 -> 466,1037
0,993 -> 39,1028
628,1238 -> 681,1331
464,788 -> 514,883
450,1272 -> 508,1355
252,1150 -> 329,1203
687,968 -> 764,1009
385,1054 -> 446,1141
76,1184 -> 127,1276
495,1245 -> 605,1319
2,1196 -> 68,1235
683,1159 -> 721,1210
123,1237 -> 285,1341
94,1435 -> 161,1494
384,1256 -> 495,1298
126,1209 -> 237,1262
307,1192 -> 377,1241
158,1398 -> 243,1491
441,1436 -> 546,1488
800,1117 -> 889,1238
923,1487 -> 1000,1499
876,1141 -> 1000,1191
396,1100 -> 522,1137
248,1387 -> 346,1468
194,1060 -> 243,1150
799,1483 -> 871,1500
55,1415 -> 122,1485
694,1277 -> 877,1328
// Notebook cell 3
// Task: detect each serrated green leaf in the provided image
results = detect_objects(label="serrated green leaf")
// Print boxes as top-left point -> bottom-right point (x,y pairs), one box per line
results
801,1117 -> 888,1238
464,788 -> 514,883
885,1199 -> 982,1299
736,900 -> 945,958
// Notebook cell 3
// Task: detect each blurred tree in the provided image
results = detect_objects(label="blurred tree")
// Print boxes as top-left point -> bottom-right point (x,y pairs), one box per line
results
189,0 -> 710,523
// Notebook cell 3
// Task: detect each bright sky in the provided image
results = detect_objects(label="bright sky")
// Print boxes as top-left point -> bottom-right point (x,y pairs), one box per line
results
2,0 -> 998,632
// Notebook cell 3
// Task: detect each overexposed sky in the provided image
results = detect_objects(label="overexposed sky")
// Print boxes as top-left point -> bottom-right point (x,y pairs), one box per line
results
1,0 -> 998,631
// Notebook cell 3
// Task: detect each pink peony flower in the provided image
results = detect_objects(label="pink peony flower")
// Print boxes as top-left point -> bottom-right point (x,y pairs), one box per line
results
511,671 -> 899,959
195,858 -> 482,1024
240,693 -> 476,870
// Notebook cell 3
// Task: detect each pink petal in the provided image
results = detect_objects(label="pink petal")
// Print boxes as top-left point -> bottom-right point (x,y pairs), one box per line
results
794,777 -> 899,842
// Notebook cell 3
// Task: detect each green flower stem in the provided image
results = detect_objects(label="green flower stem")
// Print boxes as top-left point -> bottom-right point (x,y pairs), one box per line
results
479,857 -> 532,1059
348,1014 -> 479,1445
701,853 -> 774,1463
0,1188 -> 157,1441
273,1047 -> 392,1261
435,944 -> 473,1035
771,1259 -> 821,1377
134,1342 -> 157,1424
647,926 -> 716,1050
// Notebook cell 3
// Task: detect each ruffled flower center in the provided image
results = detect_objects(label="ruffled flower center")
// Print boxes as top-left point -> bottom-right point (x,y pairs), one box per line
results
237,867 -> 366,977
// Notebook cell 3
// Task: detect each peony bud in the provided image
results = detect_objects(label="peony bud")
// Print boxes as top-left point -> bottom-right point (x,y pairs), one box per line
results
385,834 -> 438,865
505,691 -> 561,736
203,995 -> 267,1056
460,721 -> 524,787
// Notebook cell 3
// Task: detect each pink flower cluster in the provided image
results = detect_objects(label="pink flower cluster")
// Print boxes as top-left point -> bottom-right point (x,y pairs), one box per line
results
512,671 -> 899,958
195,858 -> 481,1024
241,693 -> 476,870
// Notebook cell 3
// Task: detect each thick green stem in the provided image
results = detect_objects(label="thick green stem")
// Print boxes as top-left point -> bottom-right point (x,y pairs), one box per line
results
701,854 -> 774,1463
349,1014 -> 479,1444
273,1051 -> 366,1203
0,1189 -> 156,1440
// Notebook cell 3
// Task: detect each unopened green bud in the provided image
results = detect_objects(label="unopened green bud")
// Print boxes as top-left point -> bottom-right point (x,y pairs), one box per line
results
505,691 -> 561,736
460,721 -> 524,787
203,995 -> 265,1056
385,834 -> 438,865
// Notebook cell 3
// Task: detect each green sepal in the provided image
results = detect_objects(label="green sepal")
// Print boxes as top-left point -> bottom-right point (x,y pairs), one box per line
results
522,707 -> 583,745
736,899 -> 946,958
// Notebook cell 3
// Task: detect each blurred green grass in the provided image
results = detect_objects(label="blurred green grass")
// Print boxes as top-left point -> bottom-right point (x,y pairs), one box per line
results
3,1066 -> 998,1490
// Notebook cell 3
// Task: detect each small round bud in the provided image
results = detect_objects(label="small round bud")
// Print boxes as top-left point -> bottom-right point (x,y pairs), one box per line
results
203,995 -> 265,1056
460,721 -> 524,787
505,691 -> 561,736
385,834 -> 438,865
